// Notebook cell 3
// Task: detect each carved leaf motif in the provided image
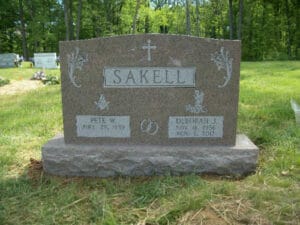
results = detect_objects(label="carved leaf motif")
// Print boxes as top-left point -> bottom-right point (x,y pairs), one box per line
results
67,47 -> 88,88
211,47 -> 233,88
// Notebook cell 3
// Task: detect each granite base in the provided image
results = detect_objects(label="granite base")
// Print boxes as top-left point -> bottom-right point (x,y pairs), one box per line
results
42,134 -> 258,177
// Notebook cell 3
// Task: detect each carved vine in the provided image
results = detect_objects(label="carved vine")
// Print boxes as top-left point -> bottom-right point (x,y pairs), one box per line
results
67,47 -> 88,88
211,47 -> 233,88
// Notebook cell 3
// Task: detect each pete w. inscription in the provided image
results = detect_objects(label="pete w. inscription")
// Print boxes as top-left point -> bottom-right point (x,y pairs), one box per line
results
76,115 -> 130,138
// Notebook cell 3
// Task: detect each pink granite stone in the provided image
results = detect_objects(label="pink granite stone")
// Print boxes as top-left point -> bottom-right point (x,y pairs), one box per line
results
59,34 -> 241,146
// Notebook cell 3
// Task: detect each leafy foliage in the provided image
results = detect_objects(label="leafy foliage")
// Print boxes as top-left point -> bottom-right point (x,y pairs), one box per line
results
0,0 -> 298,60
30,71 -> 60,85
0,77 -> 10,87
42,75 -> 60,85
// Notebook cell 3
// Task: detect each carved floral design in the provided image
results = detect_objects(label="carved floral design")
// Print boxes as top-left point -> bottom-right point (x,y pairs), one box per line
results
67,47 -> 88,88
211,47 -> 233,88
185,90 -> 207,114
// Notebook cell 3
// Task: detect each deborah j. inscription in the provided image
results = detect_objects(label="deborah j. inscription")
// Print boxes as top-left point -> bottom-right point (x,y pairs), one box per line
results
168,116 -> 223,138
104,67 -> 195,87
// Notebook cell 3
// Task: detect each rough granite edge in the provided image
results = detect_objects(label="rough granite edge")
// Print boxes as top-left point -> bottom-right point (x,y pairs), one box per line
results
42,134 -> 259,177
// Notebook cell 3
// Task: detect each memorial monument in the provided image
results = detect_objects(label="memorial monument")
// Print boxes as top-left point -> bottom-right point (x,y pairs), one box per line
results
42,34 -> 259,177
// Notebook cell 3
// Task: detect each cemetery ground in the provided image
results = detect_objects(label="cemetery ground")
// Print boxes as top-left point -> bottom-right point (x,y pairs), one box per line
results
0,62 -> 299,225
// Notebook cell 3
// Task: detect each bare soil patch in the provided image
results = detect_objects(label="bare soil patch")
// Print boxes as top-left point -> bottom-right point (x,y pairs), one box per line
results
0,80 -> 43,95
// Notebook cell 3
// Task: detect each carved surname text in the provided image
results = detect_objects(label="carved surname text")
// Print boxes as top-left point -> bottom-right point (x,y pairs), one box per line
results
104,67 -> 195,87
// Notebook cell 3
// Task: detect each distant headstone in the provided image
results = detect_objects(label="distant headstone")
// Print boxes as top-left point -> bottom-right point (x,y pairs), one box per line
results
34,53 -> 57,69
42,34 -> 258,177
0,53 -> 19,68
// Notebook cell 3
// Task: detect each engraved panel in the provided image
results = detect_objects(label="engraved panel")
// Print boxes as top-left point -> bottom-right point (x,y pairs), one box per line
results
104,67 -> 196,87
76,115 -> 130,138
168,116 -> 223,138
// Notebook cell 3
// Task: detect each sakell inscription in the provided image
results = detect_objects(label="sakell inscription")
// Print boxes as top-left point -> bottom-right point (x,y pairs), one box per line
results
104,67 -> 195,87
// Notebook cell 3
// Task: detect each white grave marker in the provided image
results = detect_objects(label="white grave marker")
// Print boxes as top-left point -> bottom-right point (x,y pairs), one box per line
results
0,53 -> 19,68
34,53 -> 58,69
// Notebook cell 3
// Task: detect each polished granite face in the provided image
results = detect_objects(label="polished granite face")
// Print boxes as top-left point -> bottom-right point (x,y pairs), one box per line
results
60,34 -> 241,145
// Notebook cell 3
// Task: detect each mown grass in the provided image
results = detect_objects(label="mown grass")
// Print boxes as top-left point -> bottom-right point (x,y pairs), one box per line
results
0,67 -> 60,81
0,61 -> 299,225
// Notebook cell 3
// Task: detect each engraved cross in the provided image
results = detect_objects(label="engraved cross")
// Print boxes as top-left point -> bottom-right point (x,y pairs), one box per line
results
142,39 -> 156,61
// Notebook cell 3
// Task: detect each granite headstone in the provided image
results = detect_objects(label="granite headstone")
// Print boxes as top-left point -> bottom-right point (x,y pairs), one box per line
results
42,34 -> 259,177
0,53 -> 19,68
34,53 -> 58,69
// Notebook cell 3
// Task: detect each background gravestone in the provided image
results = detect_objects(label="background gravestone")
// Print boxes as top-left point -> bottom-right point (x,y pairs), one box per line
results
42,34 -> 259,177
0,53 -> 19,68
34,53 -> 58,69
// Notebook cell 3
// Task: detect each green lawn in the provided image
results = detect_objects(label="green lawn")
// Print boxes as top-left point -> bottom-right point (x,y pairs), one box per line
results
0,62 -> 299,225
0,67 -> 60,81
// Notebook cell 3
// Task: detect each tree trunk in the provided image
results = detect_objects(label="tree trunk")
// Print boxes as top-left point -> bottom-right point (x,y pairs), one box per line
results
175,0 -> 179,34
185,0 -> 191,35
285,0 -> 292,58
9,31 -> 14,52
76,0 -> 82,40
195,0 -> 200,37
145,15 -> 150,33
237,0 -> 243,40
132,0 -> 141,34
228,0 -> 234,39
249,8 -> 254,60
296,0 -> 300,59
69,0 -> 74,40
63,0 -> 70,40
26,0 -> 38,52
19,0 -> 29,60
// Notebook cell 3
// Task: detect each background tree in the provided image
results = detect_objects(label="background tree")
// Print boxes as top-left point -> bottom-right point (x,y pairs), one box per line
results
76,0 -> 82,40
19,0 -> 29,60
0,0 -> 298,61
132,0 -> 141,34
237,0 -> 243,40
228,0 -> 233,39
296,0 -> 300,58
0,0 -> 18,53
185,0 -> 191,35
195,0 -> 201,37
63,0 -> 71,40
